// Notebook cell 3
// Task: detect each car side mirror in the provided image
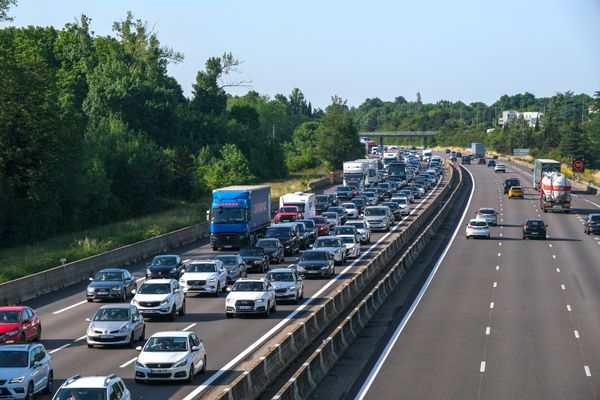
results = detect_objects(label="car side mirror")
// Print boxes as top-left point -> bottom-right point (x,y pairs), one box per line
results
88,277 -> 93,281
85,318 -> 91,322
135,346 -> 142,352
131,289 -> 136,295
226,287 -> 231,292
192,345 -> 201,352
546,224 -> 549,227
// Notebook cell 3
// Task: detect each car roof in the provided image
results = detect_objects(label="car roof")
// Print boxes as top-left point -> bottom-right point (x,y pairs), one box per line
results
268,268 -> 296,274
524,218 -> 544,222
62,376 -> 117,389
0,343 -> 37,351
154,254 -> 178,258
149,331 -> 192,338
272,223 -> 296,228
98,268 -> 127,273
98,304 -> 130,310
142,278 -> 174,283
303,249 -> 330,254
589,213 -> 600,217
478,208 -> 495,211
235,277 -> 268,283
0,305 -> 25,311
339,234 -> 356,239
470,218 -> 487,223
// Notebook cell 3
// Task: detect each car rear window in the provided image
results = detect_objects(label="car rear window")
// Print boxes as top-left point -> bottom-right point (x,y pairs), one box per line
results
470,220 -> 487,227
590,215 -> 600,222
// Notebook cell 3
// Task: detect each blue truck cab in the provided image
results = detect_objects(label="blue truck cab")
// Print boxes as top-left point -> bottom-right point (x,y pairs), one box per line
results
209,185 -> 271,251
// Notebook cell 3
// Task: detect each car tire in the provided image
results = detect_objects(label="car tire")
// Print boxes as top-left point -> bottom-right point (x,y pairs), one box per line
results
87,298 -> 93,302
128,332 -> 135,348
26,382 -> 34,400
187,365 -> 195,383
135,378 -> 142,384
201,355 -> 207,373
222,283 -> 227,292
87,343 -> 93,348
212,246 -> 218,251
264,304 -> 270,318
272,300 -> 277,313
214,283 -> 220,298
169,305 -> 176,321
466,235 -> 469,239
44,370 -> 53,394
179,300 -> 186,316
140,325 -> 145,341
226,312 -> 233,319
121,291 -> 127,303
20,332 -> 26,343
35,326 -> 42,341
522,235 -> 526,240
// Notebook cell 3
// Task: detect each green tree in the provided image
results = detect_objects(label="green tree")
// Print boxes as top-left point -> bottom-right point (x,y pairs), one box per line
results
0,0 -> 16,22
202,144 -> 255,190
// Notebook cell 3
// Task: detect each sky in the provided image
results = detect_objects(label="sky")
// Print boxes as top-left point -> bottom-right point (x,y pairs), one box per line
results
7,0 -> 600,109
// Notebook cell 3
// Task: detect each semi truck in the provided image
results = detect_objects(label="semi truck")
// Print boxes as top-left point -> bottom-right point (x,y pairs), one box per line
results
540,171 -> 572,213
471,143 -> 485,157
209,185 -> 271,250
355,159 -> 379,186
533,159 -> 562,189
343,161 -> 367,188
279,192 -> 316,218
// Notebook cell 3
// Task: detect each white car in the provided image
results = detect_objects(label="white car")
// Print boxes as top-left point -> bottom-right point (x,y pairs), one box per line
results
266,268 -> 304,303
86,304 -> 145,348
339,234 -> 361,258
0,343 -> 53,400
342,202 -> 359,219
134,331 -> 206,383
52,374 -> 130,400
393,197 -> 411,216
179,260 -> 228,297
476,208 -> 497,226
363,206 -> 393,231
131,279 -> 185,320
225,278 -> 277,318
345,219 -> 371,244
313,236 -> 346,265
465,219 -> 491,239
495,164 -> 506,173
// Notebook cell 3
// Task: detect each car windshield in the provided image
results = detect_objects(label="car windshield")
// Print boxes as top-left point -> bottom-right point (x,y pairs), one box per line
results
364,192 -> 376,198
240,248 -> 262,256
347,222 -> 365,229
478,209 -> 495,214
364,208 -> 386,216
257,239 -> 279,248
187,263 -> 217,273
216,256 -> 238,266
322,212 -> 337,219
341,236 -> 355,244
0,311 -> 20,323
527,220 -> 544,226
511,187 -> 522,191
0,351 -> 28,367
52,388 -> 106,400
94,308 -> 129,321
267,272 -> 295,282
383,203 -> 398,210
301,251 -> 328,261
315,239 -> 341,247
280,207 -> 298,213
299,220 -> 315,228
316,195 -> 329,202
267,227 -> 291,236
232,281 -> 266,292
212,207 -> 245,224
590,215 -> 600,222
470,220 -> 487,227
144,336 -> 188,352
94,271 -> 123,281
336,227 -> 355,235
151,256 -> 176,266
138,283 -> 171,295
343,203 -> 356,209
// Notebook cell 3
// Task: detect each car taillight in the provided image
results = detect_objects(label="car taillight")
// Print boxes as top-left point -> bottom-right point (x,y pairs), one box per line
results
467,225 -> 473,229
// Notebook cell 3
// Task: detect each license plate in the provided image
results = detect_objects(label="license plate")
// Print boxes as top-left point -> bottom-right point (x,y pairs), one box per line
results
151,369 -> 168,374
100,335 -> 112,339
238,306 -> 252,310
224,245 -> 233,248
308,270 -> 320,274
141,310 -> 157,313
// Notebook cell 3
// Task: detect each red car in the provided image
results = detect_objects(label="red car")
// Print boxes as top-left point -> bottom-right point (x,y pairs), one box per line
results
0,306 -> 42,343
310,216 -> 330,236
274,206 -> 303,223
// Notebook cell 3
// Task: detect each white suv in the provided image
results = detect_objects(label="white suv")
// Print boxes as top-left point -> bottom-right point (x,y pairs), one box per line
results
179,260 -> 228,297
225,278 -> 276,318
131,279 -> 185,320
52,374 -> 130,400
0,343 -> 53,399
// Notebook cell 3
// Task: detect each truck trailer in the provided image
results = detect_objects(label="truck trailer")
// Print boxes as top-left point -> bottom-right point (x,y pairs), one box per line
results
343,161 -> 367,188
471,143 -> 485,157
279,192 -> 316,218
533,159 -> 561,189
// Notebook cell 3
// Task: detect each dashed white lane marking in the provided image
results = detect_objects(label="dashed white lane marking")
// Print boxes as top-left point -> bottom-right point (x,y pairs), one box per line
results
500,219 -> 504,222
182,323 -> 197,331
549,244 -> 552,247
49,343 -> 71,354
493,282 -> 497,288
485,327 -> 490,335
480,361 -> 486,372
574,330 -> 580,339
499,242 -> 502,246
561,284 -> 566,290
119,357 -> 137,368
552,255 -> 556,259
499,233 -> 503,237
567,305 -> 572,312
496,266 -> 500,270
594,237 -> 600,241
75,335 -> 86,341
585,365 -> 592,377
490,302 -> 495,309
52,300 -> 88,315
556,268 -> 561,273
498,253 -> 501,257
572,194 -> 579,198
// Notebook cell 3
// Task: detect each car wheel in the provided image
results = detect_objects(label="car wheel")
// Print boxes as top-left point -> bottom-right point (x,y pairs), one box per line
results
35,326 -> 42,341
26,382 -> 34,400
179,300 -> 186,316
128,332 -> 135,348
187,365 -> 195,383
201,355 -> 207,373
226,312 -> 233,319
466,235 -> 469,239
169,305 -> 176,321
586,229 -> 589,235
87,298 -> 93,302
299,288 -> 304,300
264,303 -> 270,318
272,300 -> 277,313
44,370 -> 54,394
222,282 -> 227,292
140,325 -> 145,341
121,291 -> 127,303
20,332 -> 26,343
135,378 -> 143,384
214,283 -> 220,297
522,235 -> 526,240
87,343 -> 93,348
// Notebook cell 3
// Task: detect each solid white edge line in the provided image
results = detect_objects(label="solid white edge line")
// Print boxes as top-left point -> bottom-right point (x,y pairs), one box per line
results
52,300 -> 88,315
184,174 -> 445,400
182,323 -> 196,331
353,166 -> 474,400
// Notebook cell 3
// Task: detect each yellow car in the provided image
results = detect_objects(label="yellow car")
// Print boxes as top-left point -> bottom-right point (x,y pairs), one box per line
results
508,186 -> 524,199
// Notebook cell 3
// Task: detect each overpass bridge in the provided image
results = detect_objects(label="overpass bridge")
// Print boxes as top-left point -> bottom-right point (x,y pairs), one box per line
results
358,131 -> 437,150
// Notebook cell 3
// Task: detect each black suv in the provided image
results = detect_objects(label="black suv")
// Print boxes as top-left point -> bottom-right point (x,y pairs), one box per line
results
504,178 -> 521,194
315,194 -> 330,214
145,254 -> 185,280
87,268 -> 137,302
336,187 -> 353,202
265,224 -> 300,256
239,247 -> 270,273
461,155 -> 471,165
522,218 -> 547,240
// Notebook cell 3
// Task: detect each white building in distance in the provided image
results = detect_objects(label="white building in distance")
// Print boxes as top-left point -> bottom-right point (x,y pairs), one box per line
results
498,111 -> 543,127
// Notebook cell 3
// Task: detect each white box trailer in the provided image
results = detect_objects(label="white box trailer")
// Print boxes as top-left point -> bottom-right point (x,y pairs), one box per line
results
355,159 -> 379,186
343,161 -> 367,188
279,192 -> 316,218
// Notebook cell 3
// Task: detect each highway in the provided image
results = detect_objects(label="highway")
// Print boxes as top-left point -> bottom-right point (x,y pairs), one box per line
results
25,173 -> 446,400
352,157 -> 600,400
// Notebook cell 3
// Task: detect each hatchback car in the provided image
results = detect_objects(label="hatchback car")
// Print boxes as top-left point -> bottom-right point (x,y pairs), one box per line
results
494,164 -> 506,173
53,374 -> 130,400
145,255 -> 185,280
477,157 -> 486,165
344,220 -> 371,244
342,202 -> 359,219
134,331 -> 206,383
86,304 -> 145,348
265,268 -> 304,303
255,238 -> 285,264
339,235 -> 361,258
585,213 -> 600,235
508,186 -> 524,199
87,268 -> 137,302
487,159 -> 496,167
131,279 -> 186,320
0,306 -> 42,344
476,208 -> 497,226
522,218 -> 547,239
465,219 -> 490,239
0,343 -> 53,399
363,206 -> 394,231
215,254 -> 247,282
225,278 -> 277,318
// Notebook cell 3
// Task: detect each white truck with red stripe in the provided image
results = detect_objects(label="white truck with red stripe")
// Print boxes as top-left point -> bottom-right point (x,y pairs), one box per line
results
536,159 -> 572,213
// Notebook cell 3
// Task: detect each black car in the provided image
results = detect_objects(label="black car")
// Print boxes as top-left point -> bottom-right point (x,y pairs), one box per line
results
297,250 -> 335,278
293,222 -> 311,250
522,218 -> 547,239
456,152 -> 462,158
87,268 -> 137,302
327,193 -> 338,207
336,187 -> 353,202
584,213 -> 600,235
315,194 -> 330,214
381,202 -> 403,220
351,197 -> 367,213
504,178 -> 521,194
256,238 -> 285,264
297,219 -> 318,243
461,156 -> 471,165
265,224 -> 300,256
145,254 -> 185,280
477,157 -> 486,165
239,247 -> 270,272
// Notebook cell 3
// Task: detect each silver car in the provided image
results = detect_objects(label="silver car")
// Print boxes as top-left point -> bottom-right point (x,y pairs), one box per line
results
313,236 -> 347,265
215,254 -> 247,282
0,343 -> 53,399
86,304 -> 145,348
363,206 -> 394,231
266,268 -> 304,304
476,208 -> 498,226
345,220 -> 371,244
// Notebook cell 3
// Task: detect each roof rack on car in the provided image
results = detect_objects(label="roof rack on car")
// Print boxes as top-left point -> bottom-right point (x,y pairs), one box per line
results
104,374 -> 118,385
63,374 -> 82,386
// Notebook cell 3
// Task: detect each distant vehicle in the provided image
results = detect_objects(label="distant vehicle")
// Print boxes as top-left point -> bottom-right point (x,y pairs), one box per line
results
471,142 -> 485,157
456,152 -> 462,158
494,164 -> 506,173
215,254 -> 247,282
0,343 -> 53,399
476,208 -> 497,226
540,171 -> 571,213
134,331 -> 206,383
522,218 -> 547,240
87,268 -> 137,303
343,161 -> 367,189
313,236 -> 346,265
297,250 -> 335,278
0,306 -> 42,343
225,278 -> 277,318
487,159 -> 496,167
327,206 -> 348,225
445,149 -> 451,154
321,211 -> 341,230
297,219 -> 318,242
508,186 -> 524,199
334,225 -> 360,242
461,155 -> 471,165
504,177 -> 520,193
477,157 -> 486,165
53,374 -> 130,400
255,238 -> 285,264
131,279 -> 185,320
363,206 -> 394,231
342,202 -> 359,219
465,219 -> 490,239
310,216 -> 331,236
339,235 -> 361,258
274,205 -> 303,223
209,185 -> 271,250
239,246 -> 269,273
335,186 -> 354,202
146,255 -> 185,280
180,260 -> 228,296
344,220 -> 371,244
381,201 -> 404,220
265,223 -> 300,255
291,221 -> 311,250
533,159 -> 562,190
86,304 -> 145,348
584,213 -> 600,235
266,268 -> 304,303
279,192 -> 316,219
315,194 -> 331,214
450,156 -> 457,162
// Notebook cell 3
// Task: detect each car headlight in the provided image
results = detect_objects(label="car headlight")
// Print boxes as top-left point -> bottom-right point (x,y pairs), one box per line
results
289,286 -> 296,291
131,298 -> 138,304
335,249 -> 341,253
6,330 -> 19,336
160,297 -> 171,305
118,325 -> 130,333
135,361 -> 146,368
174,358 -> 188,368
255,298 -> 264,303
179,279 -> 186,284
207,278 -> 216,283
146,269 -> 151,275
226,298 -> 235,304
86,288 -> 94,294
9,376 -> 25,384
297,266 -> 305,272
111,286 -> 122,291
87,325 -> 94,334
170,268 -> 177,274
321,266 -> 331,270
253,260 -> 261,264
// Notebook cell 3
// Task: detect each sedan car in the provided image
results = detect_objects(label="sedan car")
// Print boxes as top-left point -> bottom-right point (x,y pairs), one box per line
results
296,250 -> 335,278
345,220 -> 371,244
179,260 -> 228,296
0,343 -> 53,399
522,218 -> 547,239
239,247 -> 269,273
225,278 -> 276,318
333,225 -> 359,242
585,213 -> 600,235
86,304 -> 145,348
494,164 -> 506,173
476,208 -> 497,226
327,206 -> 348,225
465,219 -> 490,239
256,238 -> 285,264
313,236 -> 346,265
145,255 -> 185,280
339,235 -> 361,258
0,306 -> 42,344
214,254 -> 247,282
265,268 -> 304,303
134,331 -> 206,383
87,268 -> 137,303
